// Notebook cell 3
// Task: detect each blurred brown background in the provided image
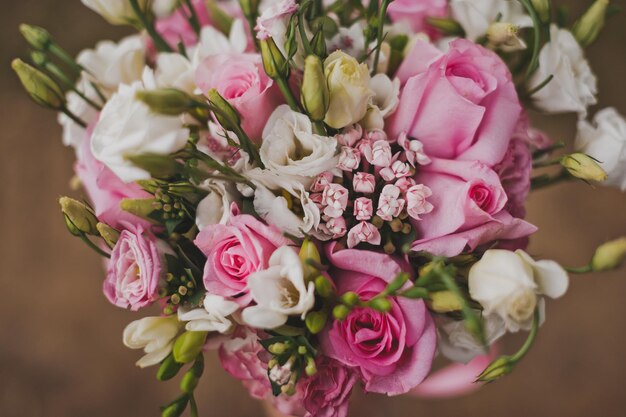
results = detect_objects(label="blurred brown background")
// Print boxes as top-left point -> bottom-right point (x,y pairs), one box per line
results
1,1 -> 625,416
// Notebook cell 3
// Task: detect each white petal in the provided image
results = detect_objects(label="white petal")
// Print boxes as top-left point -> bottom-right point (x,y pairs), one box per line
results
516,250 -> 569,298
241,305 -> 287,329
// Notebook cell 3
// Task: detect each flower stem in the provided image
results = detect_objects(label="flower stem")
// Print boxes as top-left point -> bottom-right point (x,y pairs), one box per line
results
371,0 -> 392,75
276,77 -> 301,112
566,264 -> 593,274
511,308 -> 540,362
79,234 -> 111,258
129,0 -> 173,53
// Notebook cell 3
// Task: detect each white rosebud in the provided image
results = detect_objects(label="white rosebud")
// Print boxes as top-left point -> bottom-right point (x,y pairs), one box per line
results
324,51 -> 375,129
575,107 -> 626,191
91,78 -> 190,183
242,246 -> 316,329
528,25 -> 597,115
469,249 -> 569,332
177,294 -> 240,334
123,316 -> 182,368
450,0 -> 532,41
81,0 -> 149,26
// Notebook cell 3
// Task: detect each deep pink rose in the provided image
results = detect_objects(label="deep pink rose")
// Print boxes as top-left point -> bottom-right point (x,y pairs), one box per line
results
389,39 -> 522,166
75,132 -> 151,230
320,244 -> 437,395
301,358 -> 359,417
195,53 -> 284,141
411,159 -> 537,257
388,0 -> 448,37
194,214 -> 290,306
103,223 -> 162,311
494,138 -> 532,219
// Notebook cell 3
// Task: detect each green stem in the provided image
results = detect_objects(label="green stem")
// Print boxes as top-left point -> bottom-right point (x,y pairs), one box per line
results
182,0 -> 202,35
61,106 -> 87,128
41,61 -> 103,110
276,77 -> 301,112
189,394 -> 199,417
524,74 -> 554,97
531,170 -> 570,190
48,44 -> 83,78
566,264 -> 593,274
79,234 -> 111,258
297,9 -> 314,56
511,308 -> 540,362
533,156 -> 562,169
129,0 -> 173,53
371,0 -> 392,75
518,0 -> 544,79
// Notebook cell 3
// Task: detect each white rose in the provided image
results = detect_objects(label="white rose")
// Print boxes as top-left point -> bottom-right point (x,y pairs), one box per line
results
91,80 -> 190,183
195,180 -> 238,229
81,0 -> 148,25
450,0 -> 532,41
361,74 -> 401,130
529,25 -> 597,115
437,314 -> 506,363
78,35 -> 145,96
253,184 -> 321,238
324,51 -> 375,129
123,315 -> 181,368
469,249 -> 569,332
576,107 -> 626,191
242,246 -> 315,329
177,294 -> 240,334
259,105 -> 339,186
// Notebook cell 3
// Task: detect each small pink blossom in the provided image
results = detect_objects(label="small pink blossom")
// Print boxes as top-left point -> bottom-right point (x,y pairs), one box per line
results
347,222 -> 381,248
326,217 -> 348,238
363,140 -> 392,167
311,171 -> 334,193
323,184 -> 349,218
354,197 -> 374,221
353,172 -> 376,194
377,185 -> 405,221
406,184 -> 434,220
395,177 -> 417,193
380,159 -> 412,181
336,125 -> 363,147
364,129 -> 388,142
337,146 -> 361,171
398,133 -> 431,167
255,0 -> 298,40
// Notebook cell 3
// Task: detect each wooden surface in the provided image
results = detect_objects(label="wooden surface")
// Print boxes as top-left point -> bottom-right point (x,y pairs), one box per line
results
1,1 -> 625,416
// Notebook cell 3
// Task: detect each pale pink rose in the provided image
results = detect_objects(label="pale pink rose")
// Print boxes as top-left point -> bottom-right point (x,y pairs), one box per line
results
301,358 -> 359,417
376,185 -> 405,221
380,159 -> 411,181
406,184 -> 434,220
336,125 -> 363,147
195,53 -> 283,141
320,244 -> 437,395
362,140 -> 392,167
337,146 -> 361,171
347,222 -> 381,248
311,171 -> 334,193
255,0 -> 298,40
75,132 -> 151,230
194,214 -> 290,306
354,197 -> 374,221
103,223 -> 162,311
388,0 -> 448,37
322,184 -> 349,219
326,217 -> 348,239
398,133 -> 431,167
389,39 -> 522,167
411,158 -> 537,257
353,172 -> 376,194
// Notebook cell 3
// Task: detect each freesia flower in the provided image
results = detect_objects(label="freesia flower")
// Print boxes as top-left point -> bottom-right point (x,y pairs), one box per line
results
450,0 -> 532,41
242,246 -> 316,329
81,0 -> 149,25
178,294 -> 240,333
123,316 -> 182,368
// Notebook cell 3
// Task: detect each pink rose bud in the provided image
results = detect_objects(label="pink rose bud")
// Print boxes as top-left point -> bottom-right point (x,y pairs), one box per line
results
377,185 -> 405,221
380,159 -> 412,181
326,217 -> 348,238
336,124 -> 363,147
398,132 -> 431,167
354,197 -> 374,221
353,172 -> 376,194
363,140 -> 392,167
347,221 -> 382,248
322,184 -> 349,219
406,184 -> 434,220
311,171 -> 334,193
337,146 -> 362,171
395,177 -> 417,193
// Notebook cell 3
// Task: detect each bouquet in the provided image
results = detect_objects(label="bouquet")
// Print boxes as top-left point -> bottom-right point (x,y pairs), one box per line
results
12,0 -> 626,416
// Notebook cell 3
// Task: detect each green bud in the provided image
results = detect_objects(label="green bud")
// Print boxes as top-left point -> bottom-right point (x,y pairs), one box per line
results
305,310 -> 328,334
332,304 -> 351,321
591,237 -> 626,272
63,214 -> 82,236
368,297 -> 392,313
125,153 -> 182,179
172,331 -> 208,364
400,286 -> 430,300
19,24 -> 52,51
260,38 -> 289,80
157,354 -> 184,381
12,59 -> 64,110
429,291 -> 464,313
476,356 -> 515,382
425,17 -> 465,36
96,222 -> 120,247
136,89 -> 197,116
161,396 -> 189,417
297,345 -> 308,355
268,342 -> 288,355
573,0 -> 610,47
59,197 -> 99,235
300,238 -> 322,280
561,153 -> 608,182
340,291 -> 360,308
305,356 -> 317,377
207,88 -> 241,130
314,275 -> 334,298
386,272 -> 410,294
179,372 -> 199,394
311,30 -> 327,57
530,0 -> 551,23
120,198 -> 158,219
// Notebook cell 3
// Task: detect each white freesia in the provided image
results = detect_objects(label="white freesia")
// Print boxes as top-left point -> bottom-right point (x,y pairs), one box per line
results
242,246 -> 315,329
437,314 -> 506,363
81,0 -> 148,25
259,105 -> 339,186
324,51 -> 375,129
78,35 -> 145,96
450,0 -> 532,41
91,78 -> 190,183
253,184 -> 321,238
193,20 -> 248,60
155,53 -> 196,94
469,249 -> 569,332
196,180 -> 238,229
178,294 -> 240,334
529,25 -> 597,115
361,74 -> 401,130
576,107 -> 626,191
57,78 -> 99,150
123,315 -> 181,368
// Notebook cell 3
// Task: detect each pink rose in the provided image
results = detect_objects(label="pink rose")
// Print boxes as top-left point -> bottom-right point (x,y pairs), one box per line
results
389,39 -> 522,167
195,53 -> 283,140
194,214 -> 290,306
301,358 -> 359,417
388,0 -> 448,37
494,138 -> 532,219
320,244 -> 437,395
411,159 -> 537,257
103,223 -> 163,311
75,133 -> 151,230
